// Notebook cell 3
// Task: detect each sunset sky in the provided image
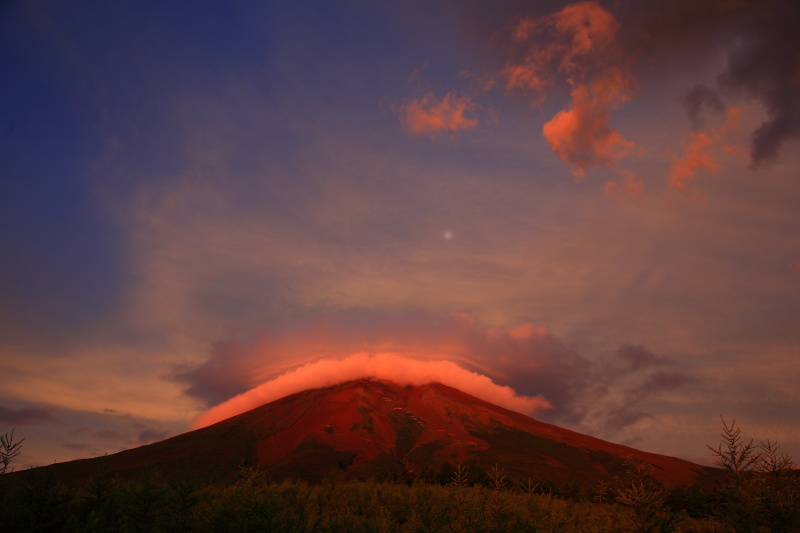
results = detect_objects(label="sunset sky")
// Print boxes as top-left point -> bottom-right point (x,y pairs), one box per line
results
2,0 -> 799,468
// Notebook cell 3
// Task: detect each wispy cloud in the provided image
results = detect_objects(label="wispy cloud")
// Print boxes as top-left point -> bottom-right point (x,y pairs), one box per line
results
615,343 -> 671,374
669,107 -> 741,192
395,92 -> 478,136
577,344 -> 699,438
683,85 -> 726,132
0,404 -> 57,426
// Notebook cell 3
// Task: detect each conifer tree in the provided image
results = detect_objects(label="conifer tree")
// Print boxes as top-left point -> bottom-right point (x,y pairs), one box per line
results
708,416 -> 799,532
0,428 -> 23,474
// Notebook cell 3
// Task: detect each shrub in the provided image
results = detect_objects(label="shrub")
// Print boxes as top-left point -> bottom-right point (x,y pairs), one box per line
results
614,459 -> 685,533
708,416 -> 800,532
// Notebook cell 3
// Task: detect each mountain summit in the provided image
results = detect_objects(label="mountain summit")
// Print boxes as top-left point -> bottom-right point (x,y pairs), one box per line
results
19,379 -> 715,489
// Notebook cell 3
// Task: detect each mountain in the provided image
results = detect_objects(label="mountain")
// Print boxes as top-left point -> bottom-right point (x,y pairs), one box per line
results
10,379 -> 718,490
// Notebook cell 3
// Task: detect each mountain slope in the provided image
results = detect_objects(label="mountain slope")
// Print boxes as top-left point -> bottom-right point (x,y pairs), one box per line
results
10,379 -> 717,489
236,379 -> 713,486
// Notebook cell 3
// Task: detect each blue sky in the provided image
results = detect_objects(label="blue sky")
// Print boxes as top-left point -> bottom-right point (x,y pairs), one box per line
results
2,0 -> 799,467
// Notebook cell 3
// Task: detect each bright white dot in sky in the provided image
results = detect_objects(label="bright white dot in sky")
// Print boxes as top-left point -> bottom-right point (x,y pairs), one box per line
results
444,231 -> 453,240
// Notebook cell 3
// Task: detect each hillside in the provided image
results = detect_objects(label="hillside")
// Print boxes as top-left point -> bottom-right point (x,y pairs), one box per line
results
6,379 -> 718,489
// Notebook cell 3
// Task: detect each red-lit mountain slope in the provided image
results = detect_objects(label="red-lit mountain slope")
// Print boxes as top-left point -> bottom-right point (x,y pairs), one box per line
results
11,379 -> 717,489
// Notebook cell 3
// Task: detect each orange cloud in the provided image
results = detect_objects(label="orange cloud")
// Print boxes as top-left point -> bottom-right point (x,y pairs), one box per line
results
506,1 -> 636,178
604,170 -> 644,200
507,0 -> 617,79
668,107 -> 741,192
504,63 -> 550,94
547,0 -> 617,72
396,92 -> 478,136
173,312 -> 589,427
193,352 -> 551,428
177,311 -> 695,438
667,132 -> 718,192
543,69 -> 636,177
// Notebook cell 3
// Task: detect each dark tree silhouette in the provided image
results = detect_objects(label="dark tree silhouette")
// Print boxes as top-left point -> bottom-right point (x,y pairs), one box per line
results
0,428 -> 23,474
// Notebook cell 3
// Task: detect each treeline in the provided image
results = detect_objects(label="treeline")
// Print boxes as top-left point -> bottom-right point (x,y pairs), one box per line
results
0,418 -> 797,532
0,465 -> 718,533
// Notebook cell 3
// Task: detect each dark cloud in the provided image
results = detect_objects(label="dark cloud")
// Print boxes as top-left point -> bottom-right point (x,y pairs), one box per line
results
639,371 -> 698,391
620,369 -> 699,409
63,415 -> 171,455
138,429 -> 168,444
683,85 -> 725,131
592,362 -> 699,434
0,404 -> 57,426
603,408 -> 651,433
628,0 -> 800,167
718,2 -> 800,166
498,344 -> 588,424
94,429 -> 124,440
615,343 -> 670,374
96,410 -> 172,445
171,338 -> 260,406
63,442 -> 95,452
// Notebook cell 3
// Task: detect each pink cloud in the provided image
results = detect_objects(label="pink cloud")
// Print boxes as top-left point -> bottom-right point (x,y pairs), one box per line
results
507,0 -> 618,79
176,311 -> 696,437
546,0 -> 618,72
668,107 -> 741,192
396,92 -> 478,136
542,69 -> 636,177
172,311 -> 584,411
506,1 -> 637,179
604,170 -> 644,200
504,63 -> 550,94
193,352 -> 551,428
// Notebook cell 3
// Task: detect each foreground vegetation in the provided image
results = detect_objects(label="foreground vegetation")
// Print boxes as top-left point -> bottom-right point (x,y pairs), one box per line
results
0,468 -> 718,533
0,418 -> 796,532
